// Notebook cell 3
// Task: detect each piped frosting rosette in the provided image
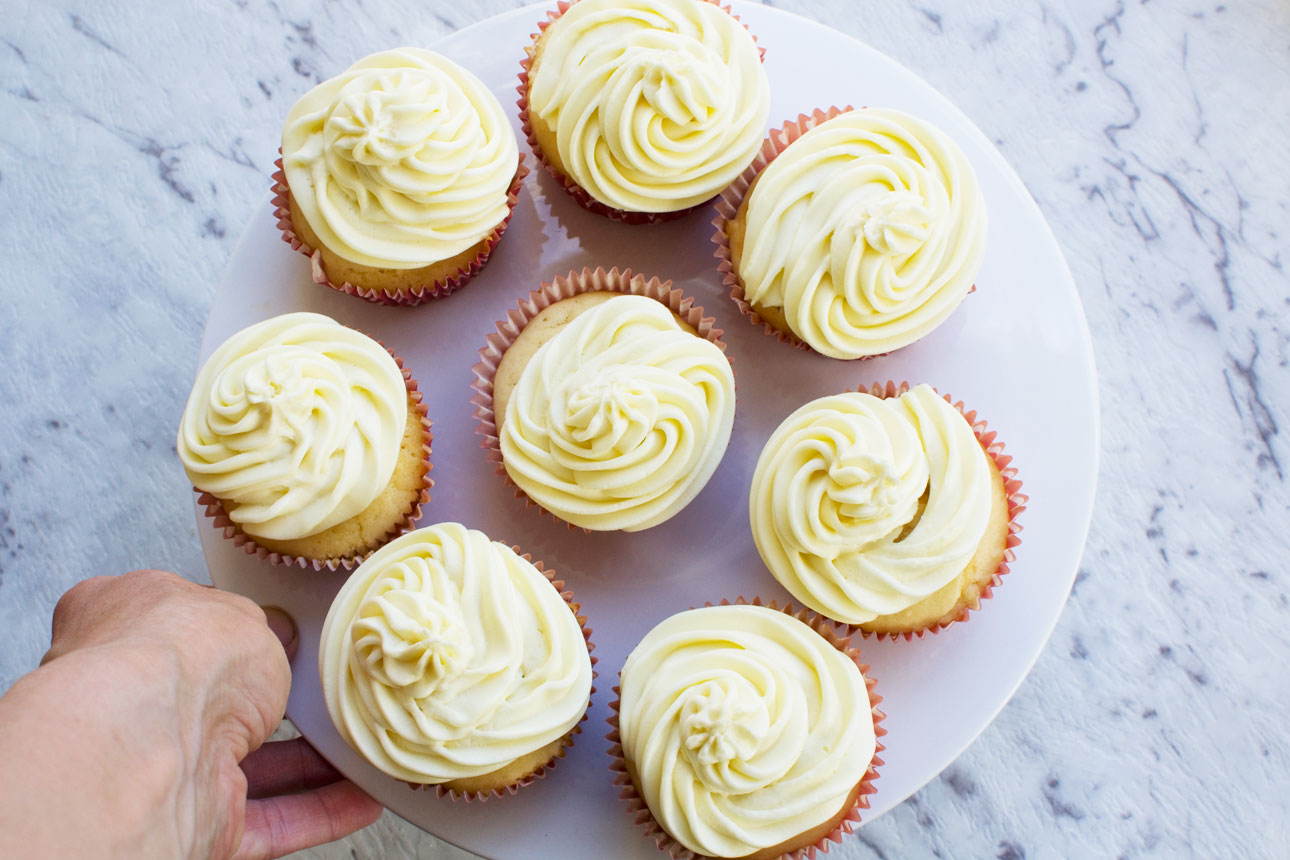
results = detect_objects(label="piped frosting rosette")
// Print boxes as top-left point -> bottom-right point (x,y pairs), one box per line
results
282,48 -> 519,269
498,292 -> 735,531
750,384 -> 995,625
720,107 -> 987,359
178,312 -> 409,543
613,602 -> 880,858
523,0 -> 770,215
319,523 -> 594,789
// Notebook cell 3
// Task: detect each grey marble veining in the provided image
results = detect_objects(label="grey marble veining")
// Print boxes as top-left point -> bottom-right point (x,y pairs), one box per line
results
2,1 -> 1288,858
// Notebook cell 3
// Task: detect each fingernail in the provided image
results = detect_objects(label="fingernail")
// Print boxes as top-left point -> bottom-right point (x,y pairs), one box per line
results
262,606 -> 298,655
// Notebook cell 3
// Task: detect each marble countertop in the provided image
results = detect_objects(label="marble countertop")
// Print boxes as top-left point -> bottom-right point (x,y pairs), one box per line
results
2,0 -> 1286,857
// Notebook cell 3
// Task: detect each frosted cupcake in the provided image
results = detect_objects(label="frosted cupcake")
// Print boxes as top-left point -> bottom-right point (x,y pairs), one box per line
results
178,312 -> 431,569
718,107 -> 987,358
319,522 -> 594,796
613,602 -> 882,858
475,269 -> 735,531
749,383 -> 1022,636
521,0 -> 770,221
278,48 -> 524,304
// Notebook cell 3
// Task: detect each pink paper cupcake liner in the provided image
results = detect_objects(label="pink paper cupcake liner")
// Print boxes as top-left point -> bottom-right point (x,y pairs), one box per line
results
272,154 -> 529,306
424,554 -> 597,801
607,596 -> 886,860
858,380 -> 1026,641
517,0 -> 764,225
712,107 -> 977,357
470,266 -> 731,531
194,352 -> 433,571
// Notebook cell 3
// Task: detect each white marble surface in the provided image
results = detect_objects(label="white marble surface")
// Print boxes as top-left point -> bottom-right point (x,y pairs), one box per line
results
1,1 -> 1286,858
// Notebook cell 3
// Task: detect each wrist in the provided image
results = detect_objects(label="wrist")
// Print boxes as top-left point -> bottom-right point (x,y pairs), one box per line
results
0,644 -> 194,858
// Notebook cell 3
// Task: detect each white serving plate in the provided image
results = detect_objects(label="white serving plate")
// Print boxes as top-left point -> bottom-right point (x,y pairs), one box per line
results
198,3 -> 1099,857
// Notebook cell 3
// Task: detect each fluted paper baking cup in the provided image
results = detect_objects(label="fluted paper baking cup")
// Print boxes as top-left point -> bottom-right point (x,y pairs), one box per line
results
272,155 -> 528,306
518,0 -> 764,224
420,556 -> 597,801
857,380 -> 1026,641
195,352 -> 433,571
607,597 -> 885,860
470,265 -> 731,531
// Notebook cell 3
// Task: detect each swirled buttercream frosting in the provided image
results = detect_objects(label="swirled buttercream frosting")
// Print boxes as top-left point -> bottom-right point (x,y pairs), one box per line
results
283,48 -> 519,268
499,295 -> 735,531
320,523 -> 593,783
618,604 -> 875,858
178,312 -> 407,541
527,0 -> 770,212
750,385 -> 992,624
737,109 -> 986,358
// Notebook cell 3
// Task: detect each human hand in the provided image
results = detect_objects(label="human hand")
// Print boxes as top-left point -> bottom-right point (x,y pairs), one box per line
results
0,569 -> 382,860
234,731 -> 383,860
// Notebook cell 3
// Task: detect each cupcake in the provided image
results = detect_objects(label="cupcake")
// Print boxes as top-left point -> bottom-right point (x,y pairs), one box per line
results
611,601 -> 883,859
717,107 -> 987,358
278,48 -> 524,304
474,268 -> 735,531
520,0 -> 770,221
749,382 -> 1022,637
319,522 -> 594,796
178,312 -> 431,569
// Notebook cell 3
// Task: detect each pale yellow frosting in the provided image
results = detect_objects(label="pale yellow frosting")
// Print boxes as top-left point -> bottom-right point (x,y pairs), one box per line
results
177,312 -> 407,541
528,0 -> 770,212
283,48 -> 519,268
750,385 -> 992,624
618,604 -> 875,858
739,109 -> 986,358
319,523 -> 593,784
500,295 -> 735,531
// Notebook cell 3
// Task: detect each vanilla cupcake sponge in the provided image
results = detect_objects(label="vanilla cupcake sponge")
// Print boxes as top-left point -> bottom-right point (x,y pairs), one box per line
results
716,107 -> 987,359
319,522 -> 595,796
749,382 -> 1024,637
611,600 -> 883,859
179,312 -> 432,569
278,48 -> 524,304
520,0 -> 770,220
473,268 -> 735,532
